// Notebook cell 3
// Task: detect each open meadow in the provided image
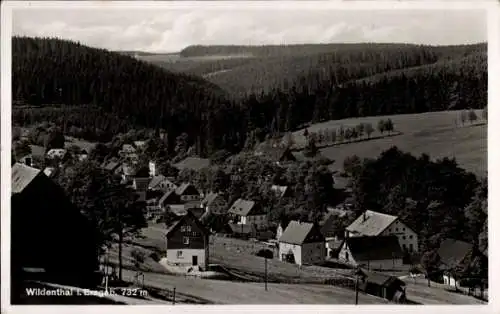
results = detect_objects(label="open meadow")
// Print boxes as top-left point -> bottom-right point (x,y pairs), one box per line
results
104,224 -> 487,305
292,110 -> 487,177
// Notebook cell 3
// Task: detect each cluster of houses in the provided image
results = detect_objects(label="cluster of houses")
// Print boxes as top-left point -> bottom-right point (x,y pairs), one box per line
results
13,137 -> 487,303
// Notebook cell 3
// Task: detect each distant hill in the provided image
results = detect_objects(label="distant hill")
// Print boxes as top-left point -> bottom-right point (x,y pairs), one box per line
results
153,43 -> 487,98
12,36 -> 245,155
13,38 -> 487,159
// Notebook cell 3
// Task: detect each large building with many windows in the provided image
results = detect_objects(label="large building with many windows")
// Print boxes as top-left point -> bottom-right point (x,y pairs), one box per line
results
346,210 -> 418,253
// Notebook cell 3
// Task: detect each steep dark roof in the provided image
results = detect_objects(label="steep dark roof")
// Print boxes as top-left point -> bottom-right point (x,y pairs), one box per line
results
12,163 -> 41,194
319,212 -> 337,237
437,238 -> 474,268
173,157 -> 210,172
175,183 -> 199,196
166,210 -> 209,237
134,166 -> 150,178
360,270 -> 406,287
345,236 -> 404,261
159,189 -> 180,206
279,221 -> 325,245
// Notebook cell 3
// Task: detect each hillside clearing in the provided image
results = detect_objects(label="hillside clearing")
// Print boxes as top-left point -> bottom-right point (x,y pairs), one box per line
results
293,110 -> 486,177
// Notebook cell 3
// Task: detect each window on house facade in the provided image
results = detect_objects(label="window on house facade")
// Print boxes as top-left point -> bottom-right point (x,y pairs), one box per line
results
409,244 -> 414,252
345,252 -> 349,261
181,226 -> 186,232
403,228 -> 406,231
409,235 -> 413,239
183,237 -> 190,245
396,228 -> 399,231
186,225 -> 191,232
402,236 -> 406,240
177,251 -> 183,257
402,244 -> 406,250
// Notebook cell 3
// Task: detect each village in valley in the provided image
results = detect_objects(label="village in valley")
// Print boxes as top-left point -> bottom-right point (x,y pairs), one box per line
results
11,115 -> 488,304
7,2 -> 489,307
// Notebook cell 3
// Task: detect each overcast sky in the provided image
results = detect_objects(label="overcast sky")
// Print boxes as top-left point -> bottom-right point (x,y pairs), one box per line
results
12,6 -> 487,53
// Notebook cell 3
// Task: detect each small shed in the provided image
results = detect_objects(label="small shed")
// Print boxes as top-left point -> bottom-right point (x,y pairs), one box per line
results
358,269 -> 406,303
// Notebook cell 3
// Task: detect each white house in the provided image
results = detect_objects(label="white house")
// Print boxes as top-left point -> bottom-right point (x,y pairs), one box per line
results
437,238 -> 475,288
346,210 -> 419,253
228,199 -> 268,230
338,235 -> 404,270
278,221 -> 326,266
165,211 -> 210,270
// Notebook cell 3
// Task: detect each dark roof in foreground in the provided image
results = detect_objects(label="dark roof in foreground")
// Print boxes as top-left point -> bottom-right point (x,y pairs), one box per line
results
345,236 -> 404,261
359,269 -> 406,287
437,238 -> 474,268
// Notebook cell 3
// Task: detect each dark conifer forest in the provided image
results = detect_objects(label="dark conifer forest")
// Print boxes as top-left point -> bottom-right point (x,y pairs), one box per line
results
12,37 -> 487,157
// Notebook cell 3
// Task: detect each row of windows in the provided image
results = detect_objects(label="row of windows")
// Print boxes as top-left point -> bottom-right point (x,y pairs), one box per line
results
180,225 -> 192,232
389,227 -> 406,232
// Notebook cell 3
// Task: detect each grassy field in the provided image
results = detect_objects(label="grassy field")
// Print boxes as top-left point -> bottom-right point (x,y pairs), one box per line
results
111,226 -> 486,304
292,110 -> 487,177
138,224 -> 353,283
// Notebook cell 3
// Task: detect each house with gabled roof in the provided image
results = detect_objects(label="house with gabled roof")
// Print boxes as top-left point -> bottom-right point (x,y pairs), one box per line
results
228,199 -> 268,230
346,210 -> 418,253
175,183 -> 201,202
278,221 -> 326,266
200,192 -> 227,215
437,238 -> 478,287
357,269 -> 407,303
11,163 -> 98,289
165,210 -> 210,270
338,236 -> 404,270
148,175 -> 177,192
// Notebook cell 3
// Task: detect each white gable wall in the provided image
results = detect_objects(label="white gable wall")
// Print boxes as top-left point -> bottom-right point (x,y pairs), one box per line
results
338,242 -> 403,270
279,242 -> 303,265
381,220 -> 419,253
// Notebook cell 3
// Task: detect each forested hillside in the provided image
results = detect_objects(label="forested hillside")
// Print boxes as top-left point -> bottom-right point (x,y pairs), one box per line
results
12,36 -> 245,156
12,37 -> 487,159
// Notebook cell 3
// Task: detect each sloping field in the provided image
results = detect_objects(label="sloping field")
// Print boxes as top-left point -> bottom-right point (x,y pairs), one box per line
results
137,225 -> 352,282
293,110 -> 487,177
119,268 -> 386,304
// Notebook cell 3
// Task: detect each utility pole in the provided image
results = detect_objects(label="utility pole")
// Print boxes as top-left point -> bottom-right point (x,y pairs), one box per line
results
265,257 -> 268,291
355,275 -> 359,305
172,287 -> 176,305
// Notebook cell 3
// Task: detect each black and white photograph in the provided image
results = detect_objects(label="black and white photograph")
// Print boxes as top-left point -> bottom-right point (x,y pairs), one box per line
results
1,0 -> 495,309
